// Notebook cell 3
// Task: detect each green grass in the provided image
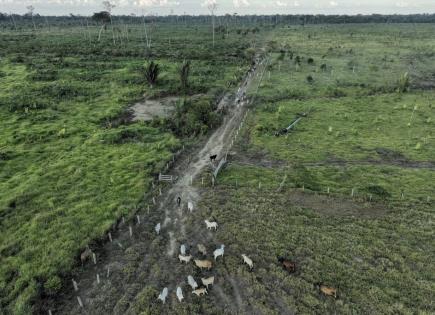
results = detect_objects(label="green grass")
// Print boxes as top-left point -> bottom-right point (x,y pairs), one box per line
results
195,187 -> 434,314
0,24 -> 262,313
251,93 -> 434,162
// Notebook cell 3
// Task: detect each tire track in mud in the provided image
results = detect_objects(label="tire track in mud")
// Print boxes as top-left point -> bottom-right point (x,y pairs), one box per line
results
51,57 -> 268,315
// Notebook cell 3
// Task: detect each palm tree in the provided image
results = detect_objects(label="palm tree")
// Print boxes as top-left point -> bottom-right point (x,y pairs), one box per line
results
180,60 -> 191,92
143,61 -> 160,88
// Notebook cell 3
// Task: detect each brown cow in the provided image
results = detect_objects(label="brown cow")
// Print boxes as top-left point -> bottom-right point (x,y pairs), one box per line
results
319,284 -> 338,299
194,259 -> 212,270
192,287 -> 208,297
278,257 -> 296,273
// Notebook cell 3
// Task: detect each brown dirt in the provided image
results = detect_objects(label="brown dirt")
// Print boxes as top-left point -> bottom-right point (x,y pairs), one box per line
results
130,96 -> 179,121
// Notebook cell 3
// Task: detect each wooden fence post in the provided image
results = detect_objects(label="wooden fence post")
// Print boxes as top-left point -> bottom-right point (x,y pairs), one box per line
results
136,215 -> 141,224
77,296 -> 83,308
72,279 -> 78,291
129,226 -> 133,238
96,273 -> 100,284
92,253 -> 97,265
108,232 -> 112,243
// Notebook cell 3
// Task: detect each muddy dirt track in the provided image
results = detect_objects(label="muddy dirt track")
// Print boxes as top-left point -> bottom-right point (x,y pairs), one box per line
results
46,59 -> 268,315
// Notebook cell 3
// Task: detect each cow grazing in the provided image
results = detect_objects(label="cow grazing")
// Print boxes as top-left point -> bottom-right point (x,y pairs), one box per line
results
192,288 -> 208,297
241,254 -> 253,270
204,220 -> 218,230
213,245 -> 225,260
155,223 -> 161,235
176,287 -> 184,302
80,246 -> 93,266
158,287 -> 168,304
180,244 -> 186,255
210,155 -> 217,162
187,275 -> 198,289
194,259 -> 212,270
319,284 -> 337,299
278,257 -> 296,273
179,254 -> 193,263
201,276 -> 215,289
197,244 -> 207,255
187,201 -> 194,212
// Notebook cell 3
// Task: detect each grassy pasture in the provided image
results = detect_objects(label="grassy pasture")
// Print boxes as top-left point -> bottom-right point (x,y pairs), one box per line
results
0,24 -> 258,313
202,23 -> 435,314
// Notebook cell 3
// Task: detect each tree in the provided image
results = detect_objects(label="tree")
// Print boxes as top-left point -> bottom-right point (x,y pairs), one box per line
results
180,60 -> 191,92
92,11 -> 111,41
102,1 -> 116,44
26,5 -> 36,31
204,1 -> 218,47
143,61 -> 160,88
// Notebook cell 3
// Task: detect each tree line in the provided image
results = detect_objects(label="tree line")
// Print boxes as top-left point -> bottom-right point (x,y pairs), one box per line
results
2,13 -> 435,30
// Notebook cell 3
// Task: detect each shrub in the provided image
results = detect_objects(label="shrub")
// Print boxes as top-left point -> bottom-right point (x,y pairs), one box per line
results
307,57 -> 314,64
44,276 -> 62,296
142,61 -> 160,88
396,72 -> 410,93
306,75 -> 314,84
365,185 -> 391,199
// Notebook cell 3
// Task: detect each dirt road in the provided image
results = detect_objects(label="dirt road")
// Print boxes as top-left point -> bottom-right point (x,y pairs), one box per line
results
49,58 -> 268,315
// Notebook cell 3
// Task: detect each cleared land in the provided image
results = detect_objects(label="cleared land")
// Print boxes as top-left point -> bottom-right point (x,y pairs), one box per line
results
0,21 -> 434,315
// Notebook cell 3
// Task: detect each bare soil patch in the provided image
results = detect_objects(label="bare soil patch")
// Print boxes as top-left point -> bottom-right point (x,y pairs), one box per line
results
130,96 -> 179,121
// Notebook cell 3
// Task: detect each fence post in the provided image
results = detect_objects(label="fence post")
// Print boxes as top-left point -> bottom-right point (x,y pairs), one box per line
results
72,279 -> 78,291
351,188 -> 355,197
92,253 -> 97,265
129,226 -> 133,238
107,267 -> 110,278
77,296 -> 83,308
96,273 -> 100,284
136,215 -> 141,224
153,197 -> 156,205
108,232 -> 112,243
159,188 -> 162,196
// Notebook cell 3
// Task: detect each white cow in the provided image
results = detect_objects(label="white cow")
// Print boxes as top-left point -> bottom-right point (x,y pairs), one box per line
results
157,287 -> 168,304
187,201 -> 194,212
155,223 -> 161,235
187,275 -> 198,289
180,244 -> 186,255
178,254 -> 192,263
241,254 -> 253,270
213,245 -> 225,260
204,220 -> 218,230
201,276 -> 215,289
176,287 -> 184,302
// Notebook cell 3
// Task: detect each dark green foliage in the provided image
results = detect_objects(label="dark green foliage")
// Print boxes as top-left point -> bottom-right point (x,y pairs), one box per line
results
168,97 -> 222,137
365,185 -> 391,199
179,60 -> 191,92
142,61 -> 160,87
306,75 -> 314,83
307,57 -> 314,64
294,55 -> 301,65
92,11 -> 111,24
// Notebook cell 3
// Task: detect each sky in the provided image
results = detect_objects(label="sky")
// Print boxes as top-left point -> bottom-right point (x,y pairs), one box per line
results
1,0 -> 435,16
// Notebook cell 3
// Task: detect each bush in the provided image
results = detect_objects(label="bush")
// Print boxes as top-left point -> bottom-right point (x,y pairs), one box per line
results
168,97 -> 222,137
306,75 -> 314,84
44,276 -> 62,296
365,185 -> 391,199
